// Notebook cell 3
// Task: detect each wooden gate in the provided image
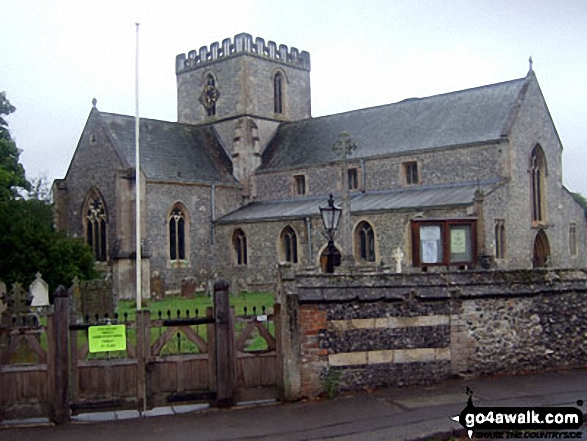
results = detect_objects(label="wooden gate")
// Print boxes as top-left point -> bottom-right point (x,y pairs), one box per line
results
1,280 -> 283,423
234,304 -> 281,403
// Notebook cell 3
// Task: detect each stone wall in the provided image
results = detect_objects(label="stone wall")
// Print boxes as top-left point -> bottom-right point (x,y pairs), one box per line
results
255,142 -> 504,201
278,269 -> 587,399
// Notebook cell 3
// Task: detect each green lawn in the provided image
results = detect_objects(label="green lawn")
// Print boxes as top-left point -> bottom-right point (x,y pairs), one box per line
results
107,291 -> 276,356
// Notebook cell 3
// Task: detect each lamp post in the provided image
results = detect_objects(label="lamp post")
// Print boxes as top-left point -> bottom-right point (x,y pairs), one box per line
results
320,194 -> 342,273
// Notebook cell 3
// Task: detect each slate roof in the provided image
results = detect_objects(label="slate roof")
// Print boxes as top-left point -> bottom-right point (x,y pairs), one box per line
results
217,180 -> 500,224
260,77 -> 528,172
98,111 -> 237,185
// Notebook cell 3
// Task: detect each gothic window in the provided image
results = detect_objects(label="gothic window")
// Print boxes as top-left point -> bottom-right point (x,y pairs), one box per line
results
274,72 -> 283,114
293,174 -> 306,196
403,161 -> 419,185
569,223 -> 577,256
355,221 -> 375,263
233,229 -> 248,265
411,219 -> 476,268
85,195 -> 107,262
530,146 -> 546,222
348,167 -> 359,190
495,219 -> 506,259
200,74 -> 219,117
169,205 -> 187,262
280,226 -> 298,263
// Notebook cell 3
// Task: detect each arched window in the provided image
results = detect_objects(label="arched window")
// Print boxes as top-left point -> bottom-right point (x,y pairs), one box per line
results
169,205 -> 187,262
274,72 -> 283,114
233,229 -> 248,265
200,74 -> 219,117
494,220 -> 506,259
280,226 -> 298,263
530,146 -> 546,222
84,193 -> 107,262
355,221 -> 375,262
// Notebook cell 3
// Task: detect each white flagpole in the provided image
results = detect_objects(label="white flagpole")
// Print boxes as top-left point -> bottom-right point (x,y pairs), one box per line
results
135,23 -> 142,311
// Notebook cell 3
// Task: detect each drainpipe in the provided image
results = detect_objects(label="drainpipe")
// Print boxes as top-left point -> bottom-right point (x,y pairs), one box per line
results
211,184 -> 216,271
305,217 -> 313,267
360,158 -> 366,192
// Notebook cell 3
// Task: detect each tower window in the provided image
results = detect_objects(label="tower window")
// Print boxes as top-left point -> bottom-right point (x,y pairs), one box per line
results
403,161 -> 419,185
169,205 -> 187,262
200,74 -> 220,117
233,229 -> 248,265
85,195 -> 107,262
274,72 -> 283,114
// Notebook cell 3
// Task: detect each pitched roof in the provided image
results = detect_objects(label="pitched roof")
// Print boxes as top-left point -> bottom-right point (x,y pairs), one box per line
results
260,77 -> 528,172
217,180 -> 499,224
98,111 -> 237,185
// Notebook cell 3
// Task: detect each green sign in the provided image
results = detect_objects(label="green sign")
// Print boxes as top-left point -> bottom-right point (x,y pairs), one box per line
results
88,324 -> 127,353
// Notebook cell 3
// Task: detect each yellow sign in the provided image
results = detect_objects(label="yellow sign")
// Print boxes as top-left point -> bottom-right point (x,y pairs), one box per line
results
88,325 -> 127,353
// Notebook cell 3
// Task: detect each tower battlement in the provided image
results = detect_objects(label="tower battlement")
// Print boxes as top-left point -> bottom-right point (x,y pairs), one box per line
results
176,33 -> 311,74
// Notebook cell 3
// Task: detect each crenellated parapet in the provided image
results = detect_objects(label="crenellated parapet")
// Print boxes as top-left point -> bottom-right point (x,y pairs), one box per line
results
176,33 -> 311,74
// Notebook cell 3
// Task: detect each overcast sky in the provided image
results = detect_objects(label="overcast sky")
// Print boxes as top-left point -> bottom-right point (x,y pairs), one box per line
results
2,0 -> 586,195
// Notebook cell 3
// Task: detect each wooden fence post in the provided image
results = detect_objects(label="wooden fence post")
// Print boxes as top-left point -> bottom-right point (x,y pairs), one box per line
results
213,278 -> 235,407
49,285 -> 70,424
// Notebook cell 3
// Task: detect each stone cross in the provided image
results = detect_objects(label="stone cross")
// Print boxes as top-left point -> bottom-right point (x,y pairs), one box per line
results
30,272 -> 49,307
392,247 -> 404,273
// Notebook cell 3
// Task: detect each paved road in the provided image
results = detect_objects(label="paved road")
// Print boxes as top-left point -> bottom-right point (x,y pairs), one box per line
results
2,368 -> 586,440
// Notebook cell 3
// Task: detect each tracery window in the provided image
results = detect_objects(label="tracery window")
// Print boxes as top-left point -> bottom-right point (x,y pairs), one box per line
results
274,72 -> 283,114
200,74 -> 219,117
233,229 -> 248,265
169,205 -> 187,262
85,196 -> 107,262
281,226 -> 298,263
530,146 -> 546,222
355,221 -> 375,263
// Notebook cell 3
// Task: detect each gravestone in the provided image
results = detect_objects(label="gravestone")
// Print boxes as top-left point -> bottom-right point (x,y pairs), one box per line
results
181,277 -> 197,298
69,278 -> 83,321
392,247 -> 404,274
79,279 -> 115,320
150,271 -> 165,301
30,272 -> 49,307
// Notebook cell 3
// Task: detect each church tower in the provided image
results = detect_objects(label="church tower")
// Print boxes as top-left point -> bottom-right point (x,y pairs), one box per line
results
175,33 -> 311,196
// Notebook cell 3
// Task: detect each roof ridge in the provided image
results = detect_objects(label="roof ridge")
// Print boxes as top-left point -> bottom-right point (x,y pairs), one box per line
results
279,77 -> 527,126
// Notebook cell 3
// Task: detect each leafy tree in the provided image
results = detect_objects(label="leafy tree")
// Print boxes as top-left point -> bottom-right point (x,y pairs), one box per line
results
0,92 -> 96,291
0,92 -> 29,200
572,192 -> 587,211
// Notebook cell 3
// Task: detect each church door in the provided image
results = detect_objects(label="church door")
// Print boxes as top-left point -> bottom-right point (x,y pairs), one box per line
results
532,230 -> 550,268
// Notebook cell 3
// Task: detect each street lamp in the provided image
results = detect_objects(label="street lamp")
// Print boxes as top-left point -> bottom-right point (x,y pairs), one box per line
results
320,194 -> 342,273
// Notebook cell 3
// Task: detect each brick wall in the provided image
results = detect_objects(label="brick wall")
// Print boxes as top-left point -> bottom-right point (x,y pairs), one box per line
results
279,269 -> 587,399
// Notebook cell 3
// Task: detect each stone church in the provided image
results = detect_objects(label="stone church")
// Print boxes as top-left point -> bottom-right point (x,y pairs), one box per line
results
53,33 -> 587,299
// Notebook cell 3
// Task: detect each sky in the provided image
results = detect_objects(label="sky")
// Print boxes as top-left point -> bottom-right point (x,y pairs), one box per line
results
2,0 -> 586,195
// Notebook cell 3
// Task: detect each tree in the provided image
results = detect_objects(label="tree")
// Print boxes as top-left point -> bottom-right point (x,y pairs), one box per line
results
572,192 -> 587,211
0,92 -> 29,200
0,92 -> 97,290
